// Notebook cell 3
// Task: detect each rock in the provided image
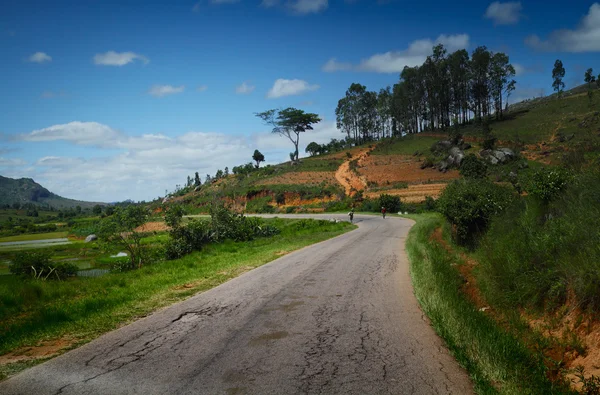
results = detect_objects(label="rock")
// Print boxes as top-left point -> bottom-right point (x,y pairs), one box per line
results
447,146 -> 465,167
110,252 -> 128,258
480,148 -> 515,165
162,196 -> 170,204
438,160 -> 449,172
194,186 -> 201,192
518,161 -> 529,169
85,234 -> 98,243
431,140 -> 452,154
460,142 -> 472,150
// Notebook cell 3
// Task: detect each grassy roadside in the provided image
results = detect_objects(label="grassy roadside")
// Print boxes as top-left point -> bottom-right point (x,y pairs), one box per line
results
0,218 -> 355,381
404,213 -> 565,394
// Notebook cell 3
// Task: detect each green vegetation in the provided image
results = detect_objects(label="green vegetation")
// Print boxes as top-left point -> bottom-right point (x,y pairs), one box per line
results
406,214 -> 560,394
372,136 -> 441,156
0,217 -> 355,379
478,170 -> 600,313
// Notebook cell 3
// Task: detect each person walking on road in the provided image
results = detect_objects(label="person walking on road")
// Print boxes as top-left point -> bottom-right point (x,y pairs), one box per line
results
381,206 -> 386,219
348,208 -> 354,223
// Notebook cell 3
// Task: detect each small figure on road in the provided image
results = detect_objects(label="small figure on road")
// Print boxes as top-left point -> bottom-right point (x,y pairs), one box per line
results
348,208 -> 354,223
381,206 -> 386,219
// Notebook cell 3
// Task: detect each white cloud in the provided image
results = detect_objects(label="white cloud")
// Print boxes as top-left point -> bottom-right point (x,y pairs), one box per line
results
289,0 -> 328,14
235,81 -> 255,94
484,2 -> 522,25
513,63 -> 525,76
267,78 -> 319,98
197,85 -> 208,92
322,58 -> 353,72
324,34 -> 469,74
12,118 -> 343,202
261,0 -> 279,7
525,3 -> 600,52
28,52 -> 52,63
0,157 -> 27,167
93,51 -> 149,66
148,85 -> 185,97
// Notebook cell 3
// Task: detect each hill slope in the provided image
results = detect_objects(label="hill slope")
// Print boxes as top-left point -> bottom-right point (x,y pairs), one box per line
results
0,176 -> 104,209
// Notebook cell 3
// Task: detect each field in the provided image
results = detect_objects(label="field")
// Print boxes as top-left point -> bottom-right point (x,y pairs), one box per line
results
0,232 -> 69,243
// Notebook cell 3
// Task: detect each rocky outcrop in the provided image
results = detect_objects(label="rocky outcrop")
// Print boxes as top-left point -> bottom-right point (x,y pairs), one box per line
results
479,148 -> 516,165
85,234 -> 98,243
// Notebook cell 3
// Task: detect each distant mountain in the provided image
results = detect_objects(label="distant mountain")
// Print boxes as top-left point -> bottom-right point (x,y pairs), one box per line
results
0,176 -> 105,209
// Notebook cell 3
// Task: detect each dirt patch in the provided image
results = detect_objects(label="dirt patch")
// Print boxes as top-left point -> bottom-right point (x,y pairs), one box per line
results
0,338 -> 75,366
255,172 -> 337,186
135,221 -> 169,233
335,149 -> 371,196
359,154 -> 460,185
365,183 -> 448,203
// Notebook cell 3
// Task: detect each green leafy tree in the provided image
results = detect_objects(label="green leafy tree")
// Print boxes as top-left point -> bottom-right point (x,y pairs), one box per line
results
552,59 -> 566,97
194,172 -> 201,187
584,68 -> 596,102
305,142 -> 321,156
92,204 -> 102,215
98,205 -> 150,270
459,154 -> 487,179
252,149 -> 265,168
255,108 -> 321,162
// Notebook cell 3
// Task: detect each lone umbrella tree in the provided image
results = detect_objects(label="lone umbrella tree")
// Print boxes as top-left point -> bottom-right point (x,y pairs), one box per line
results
252,149 -> 265,168
256,108 -> 321,162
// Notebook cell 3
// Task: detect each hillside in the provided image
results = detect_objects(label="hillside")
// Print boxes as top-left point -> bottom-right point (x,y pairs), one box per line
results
0,176 -> 104,209
162,83 -> 600,216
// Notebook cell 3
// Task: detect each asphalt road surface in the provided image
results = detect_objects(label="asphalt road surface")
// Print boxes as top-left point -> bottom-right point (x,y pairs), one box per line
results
0,214 -> 473,395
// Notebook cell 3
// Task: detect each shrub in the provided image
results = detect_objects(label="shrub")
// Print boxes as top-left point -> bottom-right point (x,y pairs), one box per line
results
527,168 -> 571,203
378,194 -> 404,213
482,136 -> 497,150
285,206 -> 296,213
437,179 -> 515,247
424,196 -> 436,211
479,171 -> 600,312
459,154 -> 487,179
10,251 -> 77,280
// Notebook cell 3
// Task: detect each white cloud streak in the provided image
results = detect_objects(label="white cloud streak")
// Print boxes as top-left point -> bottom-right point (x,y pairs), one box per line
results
93,51 -> 149,66
289,0 -> 328,14
10,119 -> 343,202
28,52 -> 52,63
267,79 -> 319,98
235,81 -> 256,94
323,34 -> 470,73
484,2 -> 523,25
148,85 -> 185,97
525,3 -> 600,52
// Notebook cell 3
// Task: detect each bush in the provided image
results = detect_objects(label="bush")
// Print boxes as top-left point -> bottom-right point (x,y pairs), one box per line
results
10,251 -> 77,280
482,136 -> 497,150
424,196 -> 437,211
527,168 -> 571,203
459,154 -> 487,179
378,194 -> 404,213
437,179 -> 515,247
479,171 -> 600,312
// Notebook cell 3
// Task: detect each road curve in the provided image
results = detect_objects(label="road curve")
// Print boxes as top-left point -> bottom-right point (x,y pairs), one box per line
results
0,214 -> 473,395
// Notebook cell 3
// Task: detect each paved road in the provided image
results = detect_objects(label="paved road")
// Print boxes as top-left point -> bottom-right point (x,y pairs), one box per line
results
0,214 -> 472,395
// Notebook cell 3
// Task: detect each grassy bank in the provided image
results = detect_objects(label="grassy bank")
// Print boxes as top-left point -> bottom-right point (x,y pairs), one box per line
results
0,218 -> 355,380
404,213 -> 563,394
0,232 -> 69,243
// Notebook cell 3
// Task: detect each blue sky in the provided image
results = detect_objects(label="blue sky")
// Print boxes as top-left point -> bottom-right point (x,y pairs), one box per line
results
1,0 -> 599,202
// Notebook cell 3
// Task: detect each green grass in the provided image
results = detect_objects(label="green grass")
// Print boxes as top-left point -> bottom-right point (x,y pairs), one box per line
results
371,136 -> 441,156
0,218 -> 355,379
462,94 -> 600,145
405,213 -> 564,394
0,232 -> 69,243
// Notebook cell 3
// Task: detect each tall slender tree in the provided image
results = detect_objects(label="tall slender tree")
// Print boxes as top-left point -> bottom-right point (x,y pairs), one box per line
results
584,68 -> 596,102
552,59 -> 566,97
